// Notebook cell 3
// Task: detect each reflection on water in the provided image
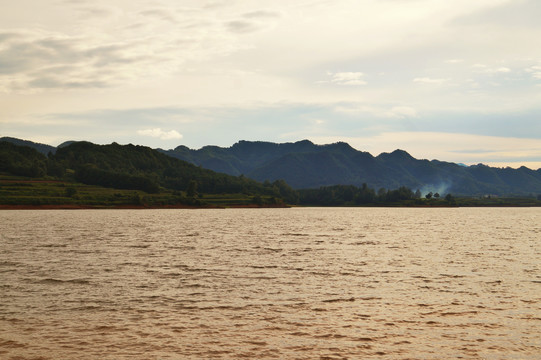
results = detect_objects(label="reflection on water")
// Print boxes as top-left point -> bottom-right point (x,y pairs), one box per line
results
1,208 -> 540,359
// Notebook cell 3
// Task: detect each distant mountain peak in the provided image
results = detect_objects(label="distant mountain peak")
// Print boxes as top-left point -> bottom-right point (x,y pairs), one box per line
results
1,136 -> 57,155
57,140 -> 78,148
173,145 -> 190,151
391,149 -> 413,156
377,149 -> 414,161
325,141 -> 354,148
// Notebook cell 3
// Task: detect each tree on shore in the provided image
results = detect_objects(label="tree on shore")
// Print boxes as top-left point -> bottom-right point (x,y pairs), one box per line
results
186,180 -> 198,197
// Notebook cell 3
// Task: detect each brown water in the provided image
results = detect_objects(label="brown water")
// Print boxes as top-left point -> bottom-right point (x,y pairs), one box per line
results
1,208 -> 540,359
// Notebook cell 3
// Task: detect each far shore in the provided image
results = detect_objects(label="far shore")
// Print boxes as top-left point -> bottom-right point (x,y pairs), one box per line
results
2,203 -> 540,210
0,204 -> 290,210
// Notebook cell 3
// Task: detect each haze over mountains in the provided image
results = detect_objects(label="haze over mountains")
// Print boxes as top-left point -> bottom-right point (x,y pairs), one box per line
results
2,137 -> 541,196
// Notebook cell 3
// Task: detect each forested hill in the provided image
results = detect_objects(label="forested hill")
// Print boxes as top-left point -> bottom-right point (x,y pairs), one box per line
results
52,141 -> 290,195
163,140 -> 541,196
0,140 -> 296,202
0,136 -> 56,155
3,137 -> 541,196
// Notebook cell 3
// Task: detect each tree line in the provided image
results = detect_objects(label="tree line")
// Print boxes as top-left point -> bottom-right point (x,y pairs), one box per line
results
297,184 -> 424,206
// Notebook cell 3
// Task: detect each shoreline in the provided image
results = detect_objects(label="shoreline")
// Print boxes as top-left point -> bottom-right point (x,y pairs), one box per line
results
1,203 -> 539,210
0,204 -> 290,210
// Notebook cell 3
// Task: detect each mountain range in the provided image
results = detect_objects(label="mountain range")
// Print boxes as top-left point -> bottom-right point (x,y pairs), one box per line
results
161,140 -> 541,196
2,137 -> 541,196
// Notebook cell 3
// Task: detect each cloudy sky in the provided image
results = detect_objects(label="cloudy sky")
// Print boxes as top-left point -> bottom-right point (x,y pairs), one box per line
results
1,0 -> 541,168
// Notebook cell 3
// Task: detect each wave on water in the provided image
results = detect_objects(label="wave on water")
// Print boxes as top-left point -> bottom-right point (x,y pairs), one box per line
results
37,278 -> 92,285
1,208 -> 540,359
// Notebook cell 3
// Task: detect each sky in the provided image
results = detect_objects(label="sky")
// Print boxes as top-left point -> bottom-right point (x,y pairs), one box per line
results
1,0 -> 541,169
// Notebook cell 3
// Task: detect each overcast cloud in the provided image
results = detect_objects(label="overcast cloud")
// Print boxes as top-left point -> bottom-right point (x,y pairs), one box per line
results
1,0 -> 540,168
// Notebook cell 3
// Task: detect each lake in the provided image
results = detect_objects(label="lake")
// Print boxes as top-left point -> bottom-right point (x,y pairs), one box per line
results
1,208 -> 540,359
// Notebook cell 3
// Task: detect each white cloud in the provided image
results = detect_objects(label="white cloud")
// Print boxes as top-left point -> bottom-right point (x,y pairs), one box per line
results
472,64 -> 512,74
242,10 -> 281,19
225,9 -> 282,34
0,2 -> 264,93
472,64 -> 487,69
388,106 -> 418,118
413,77 -> 450,84
137,128 -> 183,140
0,29 -> 161,92
329,72 -> 366,86
526,65 -> 541,79
334,103 -> 417,119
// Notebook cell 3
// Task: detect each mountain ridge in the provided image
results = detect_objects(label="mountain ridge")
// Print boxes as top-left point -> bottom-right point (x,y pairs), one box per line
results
0,136 -> 57,155
2,137 -> 541,196
161,139 -> 541,195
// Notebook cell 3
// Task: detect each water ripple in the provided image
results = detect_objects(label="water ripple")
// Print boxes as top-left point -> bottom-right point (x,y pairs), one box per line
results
1,208 -> 540,359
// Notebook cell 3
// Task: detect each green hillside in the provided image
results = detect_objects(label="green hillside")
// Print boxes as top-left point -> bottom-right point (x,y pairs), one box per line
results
163,140 -> 541,196
0,141 -> 48,177
2,138 -> 541,208
0,141 -> 295,207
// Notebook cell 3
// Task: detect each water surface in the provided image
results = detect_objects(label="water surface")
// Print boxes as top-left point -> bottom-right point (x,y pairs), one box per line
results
1,208 -> 540,359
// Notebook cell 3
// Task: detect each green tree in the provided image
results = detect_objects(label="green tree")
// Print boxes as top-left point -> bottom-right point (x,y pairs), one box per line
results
186,180 -> 198,197
0,141 -> 47,177
377,187 -> 387,201
425,192 -> 433,199
271,179 -> 299,204
434,192 -> 440,199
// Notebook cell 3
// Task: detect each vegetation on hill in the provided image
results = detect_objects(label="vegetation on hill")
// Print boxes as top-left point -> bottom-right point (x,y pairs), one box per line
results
0,136 -> 56,155
0,141 -> 48,177
1,140 -> 296,207
163,140 -> 541,196
1,138 -> 540,208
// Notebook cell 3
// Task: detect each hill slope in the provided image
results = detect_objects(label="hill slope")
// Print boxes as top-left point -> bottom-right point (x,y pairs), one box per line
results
3,137 -> 541,196
1,139 -> 296,199
163,140 -> 541,195
50,141 -> 281,195
0,136 -> 56,155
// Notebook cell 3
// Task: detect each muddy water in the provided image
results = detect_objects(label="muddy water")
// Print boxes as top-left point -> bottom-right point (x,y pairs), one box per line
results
1,208 -> 540,359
